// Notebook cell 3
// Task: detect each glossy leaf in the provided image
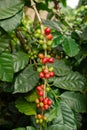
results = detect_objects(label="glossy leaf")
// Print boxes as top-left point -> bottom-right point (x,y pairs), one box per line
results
0,52 -> 14,82
60,91 -> 87,112
13,65 -> 39,93
0,0 -> 24,19
0,37 -> 10,53
0,11 -> 23,32
53,71 -> 86,92
13,51 -> 29,72
62,37 -> 80,57
45,107 -> 58,122
48,59 -> 71,76
15,98 -> 36,116
48,101 -> 77,130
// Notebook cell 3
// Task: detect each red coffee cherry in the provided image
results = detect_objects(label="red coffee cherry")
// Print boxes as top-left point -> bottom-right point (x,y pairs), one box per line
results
46,34 -> 53,40
49,71 -> 55,77
36,86 -> 42,91
48,57 -> 54,63
44,27 -> 51,35
38,91 -> 44,96
42,57 -> 48,64
45,73 -> 50,79
39,72 -> 44,78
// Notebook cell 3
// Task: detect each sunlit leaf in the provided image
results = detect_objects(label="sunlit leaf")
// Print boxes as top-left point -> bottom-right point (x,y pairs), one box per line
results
15,97 -> 36,116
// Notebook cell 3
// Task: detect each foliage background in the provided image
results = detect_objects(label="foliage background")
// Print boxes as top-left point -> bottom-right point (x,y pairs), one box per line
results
0,0 -> 87,130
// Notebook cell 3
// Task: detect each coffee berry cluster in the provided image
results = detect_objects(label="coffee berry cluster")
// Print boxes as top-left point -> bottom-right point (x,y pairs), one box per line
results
35,27 -> 54,124
34,27 -> 53,50
39,56 -> 55,79
36,84 -> 52,110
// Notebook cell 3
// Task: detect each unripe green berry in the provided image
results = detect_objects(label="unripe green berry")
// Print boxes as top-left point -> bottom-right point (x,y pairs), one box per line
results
36,119 -> 40,124
42,44 -> 47,50
39,119 -> 43,124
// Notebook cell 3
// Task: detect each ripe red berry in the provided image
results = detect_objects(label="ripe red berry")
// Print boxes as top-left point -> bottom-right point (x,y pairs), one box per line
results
44,104 -> 49,110
42,57 -> 48,64
36,86 -> 42,91
47,99 -> 52,105
38,91 -> 44,96
49,71 -> 55,77
43,98 -> 48,105
48,58 -> 54,63
44,27 -> 51,35
46,34 -> 53,40
45,73 -> 50,79
39,72 -> 44,78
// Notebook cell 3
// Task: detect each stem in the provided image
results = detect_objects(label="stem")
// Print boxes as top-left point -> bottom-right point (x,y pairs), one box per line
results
30,0 -> 48,92
40,125 -> 42,130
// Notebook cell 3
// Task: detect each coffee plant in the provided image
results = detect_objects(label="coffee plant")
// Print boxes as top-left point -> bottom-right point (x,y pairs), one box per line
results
0,0 -> 87,130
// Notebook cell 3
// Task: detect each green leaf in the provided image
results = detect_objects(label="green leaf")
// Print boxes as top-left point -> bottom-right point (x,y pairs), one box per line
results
60,91 -> 87,113
13,126 -> 36,130
48,59 -> 71,76
25,90 -> 38,102
53,71 -> 86,92
0,0 -> 24,19
13,65 -> 39,93
26,126 -> 36,130
15,98 -> 36,116
82,27 -> 87,41
62,37 -> 80,57
59,0 -> 66,6
0,37 -> 10,53
0,52 -> 14,82
36,2 -> 51,11
45,107 -> 58,122
13,51 -> 29,72
0,11 -> 23,32
48,101 -> 77,130
52,34 -> 63,48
